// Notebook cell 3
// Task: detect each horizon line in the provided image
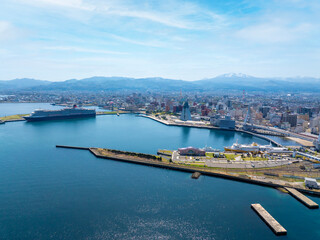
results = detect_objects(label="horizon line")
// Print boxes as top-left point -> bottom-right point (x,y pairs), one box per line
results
2,73 -> 320,82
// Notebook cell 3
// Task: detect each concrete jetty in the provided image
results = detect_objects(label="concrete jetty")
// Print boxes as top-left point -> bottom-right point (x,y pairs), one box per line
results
285,187 -> 319,209
191,172 -> 201,179
251,204 -> 287,236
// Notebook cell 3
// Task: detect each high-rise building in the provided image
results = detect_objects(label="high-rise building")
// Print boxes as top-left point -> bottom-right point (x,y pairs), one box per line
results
259,106 -> 271,118
281,113 -> 297,127
210,115 -> 235,130
180,102 -> 192,121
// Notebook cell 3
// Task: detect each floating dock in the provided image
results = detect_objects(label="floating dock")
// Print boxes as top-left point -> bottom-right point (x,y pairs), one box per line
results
251,204 -> 287,236
285,187 -> 319,209
191,172 -> 201,179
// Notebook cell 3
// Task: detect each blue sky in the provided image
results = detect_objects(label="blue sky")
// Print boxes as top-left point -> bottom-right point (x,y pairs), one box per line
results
0,0 -> 319,81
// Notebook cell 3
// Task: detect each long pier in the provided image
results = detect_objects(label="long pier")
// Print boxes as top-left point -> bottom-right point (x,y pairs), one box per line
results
251,204 -> 287,235
285,187 -> 319,209
55,145 -> 320,196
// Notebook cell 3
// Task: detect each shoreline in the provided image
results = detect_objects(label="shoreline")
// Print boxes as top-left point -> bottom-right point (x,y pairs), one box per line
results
142,115 -> 283,147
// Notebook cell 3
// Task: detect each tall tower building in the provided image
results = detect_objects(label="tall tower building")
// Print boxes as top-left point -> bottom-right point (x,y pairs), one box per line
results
180,102 -> 192,121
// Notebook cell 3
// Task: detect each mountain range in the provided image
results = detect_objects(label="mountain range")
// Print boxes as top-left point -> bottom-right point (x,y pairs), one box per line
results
1,74 -> 320,93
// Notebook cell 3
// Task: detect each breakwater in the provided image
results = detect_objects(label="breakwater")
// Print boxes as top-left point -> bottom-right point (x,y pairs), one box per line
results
285,187 -> 319,209
55,145 -> 90,150
56,145 -> 320,196
251,204 -> 287,235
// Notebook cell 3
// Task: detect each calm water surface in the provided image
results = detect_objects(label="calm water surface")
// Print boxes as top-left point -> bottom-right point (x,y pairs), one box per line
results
0,104 -> 319,240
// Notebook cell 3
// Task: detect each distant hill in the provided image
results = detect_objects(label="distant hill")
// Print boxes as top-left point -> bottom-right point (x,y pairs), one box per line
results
0,78 -> 50,90
25,77 -> 199,92
1,74 -> 320,93
194,74 -> 320,92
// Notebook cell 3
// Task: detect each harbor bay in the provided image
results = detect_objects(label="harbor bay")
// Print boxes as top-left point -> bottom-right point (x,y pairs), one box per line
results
2,0 -> 320,239
0,106 -> 320,239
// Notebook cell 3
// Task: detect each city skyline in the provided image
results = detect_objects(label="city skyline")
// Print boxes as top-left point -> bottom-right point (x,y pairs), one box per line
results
1,0 -> 320,81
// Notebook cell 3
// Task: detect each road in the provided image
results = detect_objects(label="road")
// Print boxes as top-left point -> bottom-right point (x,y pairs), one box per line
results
239,122 -> 318,142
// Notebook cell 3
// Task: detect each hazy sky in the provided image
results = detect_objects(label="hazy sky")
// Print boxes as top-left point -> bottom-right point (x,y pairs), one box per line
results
0,0 -> 319,81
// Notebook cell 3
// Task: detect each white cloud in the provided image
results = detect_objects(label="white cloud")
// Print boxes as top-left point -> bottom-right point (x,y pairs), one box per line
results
0,21 -> 19,41
106,9 -> 191,29
98,1 -> 226,30
22,0 -> 94,11
44,46 -> 127,55
236,22 -> 313,43
16,0 -> 225,30
108,34 -> 166,48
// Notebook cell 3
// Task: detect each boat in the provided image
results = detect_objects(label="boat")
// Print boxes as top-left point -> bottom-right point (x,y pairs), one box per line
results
0,120 -> 5,124
23,105 -> 96,121
117,112 -> 120,116
224,141 -> 261,153
224,141 -> 287,153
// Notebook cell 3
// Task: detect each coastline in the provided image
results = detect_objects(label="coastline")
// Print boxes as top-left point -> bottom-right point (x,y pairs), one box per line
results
141,115 -> 283,147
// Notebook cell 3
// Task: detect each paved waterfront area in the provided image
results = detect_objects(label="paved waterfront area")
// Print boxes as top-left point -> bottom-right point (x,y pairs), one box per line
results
172,151 -> 295,169
205,159 -> 292,169
287,137 -> 314,147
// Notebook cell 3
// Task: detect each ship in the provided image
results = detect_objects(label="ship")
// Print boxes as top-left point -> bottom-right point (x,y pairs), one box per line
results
224,141 -> 288,153
23,105 -> 96,121
0,120 -> 5,124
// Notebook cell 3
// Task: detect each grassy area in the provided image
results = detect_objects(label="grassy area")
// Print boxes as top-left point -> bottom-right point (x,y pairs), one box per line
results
205,152 -> 215,158
158,149 -> 173,155
98,110 -> 129,115
161,158 -> 171,163
99,111 -> 117,114
0,114 -> 27,121
224,153 -> 236,160
224,153 -> 267,161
